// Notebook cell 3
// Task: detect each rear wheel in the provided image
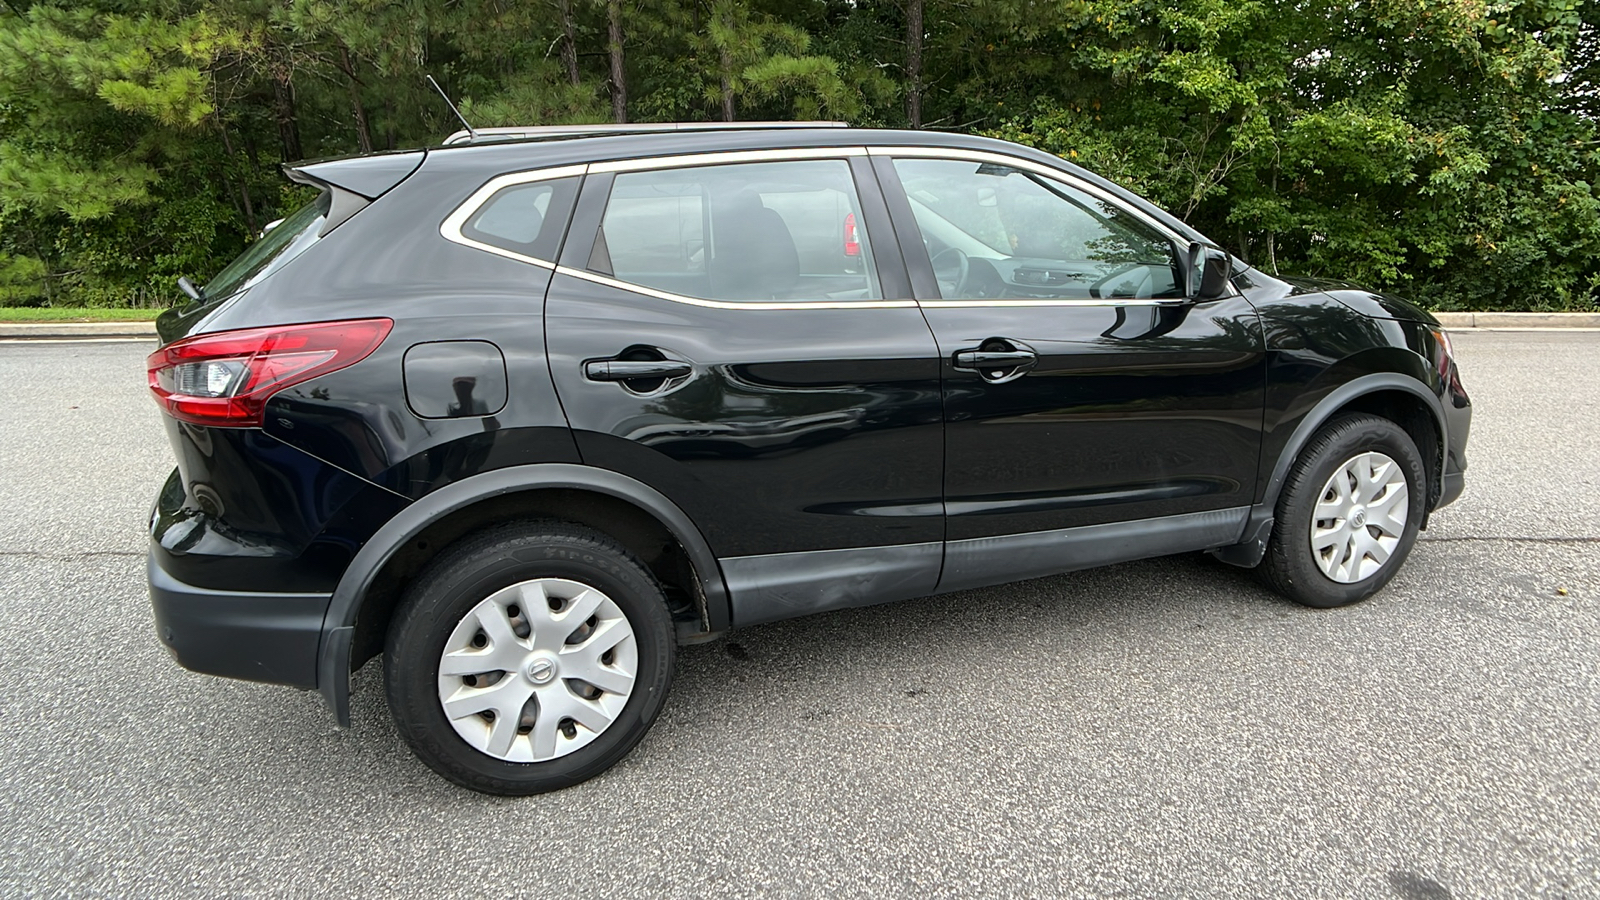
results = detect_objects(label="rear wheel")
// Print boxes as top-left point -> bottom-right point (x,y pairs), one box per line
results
1259,414 -> 1427,608
385,520 -> 674,795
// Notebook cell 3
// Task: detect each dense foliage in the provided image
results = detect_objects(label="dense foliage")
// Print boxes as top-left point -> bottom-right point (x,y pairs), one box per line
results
2,0 -> 1598,310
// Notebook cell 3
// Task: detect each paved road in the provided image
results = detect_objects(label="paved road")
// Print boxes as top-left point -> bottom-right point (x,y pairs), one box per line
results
0,332 -> 1595,899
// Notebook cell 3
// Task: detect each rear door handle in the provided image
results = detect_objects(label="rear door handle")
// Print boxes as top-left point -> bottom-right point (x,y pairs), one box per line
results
584,359 -> 692,382
953,349 -> 1037,369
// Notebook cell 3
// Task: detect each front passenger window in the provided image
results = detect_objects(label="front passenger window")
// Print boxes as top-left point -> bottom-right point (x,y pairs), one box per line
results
891,157 -> 1181,301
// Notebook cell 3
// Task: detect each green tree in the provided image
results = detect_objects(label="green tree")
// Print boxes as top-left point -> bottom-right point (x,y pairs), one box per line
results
0,3 -> 254,304
0,0 -> 1595,311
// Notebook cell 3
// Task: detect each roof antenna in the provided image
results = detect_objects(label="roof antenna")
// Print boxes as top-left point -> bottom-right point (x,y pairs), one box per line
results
426,74 -> 477,141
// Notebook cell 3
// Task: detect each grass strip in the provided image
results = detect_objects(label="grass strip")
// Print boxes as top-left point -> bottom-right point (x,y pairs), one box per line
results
0,307 -> 165,323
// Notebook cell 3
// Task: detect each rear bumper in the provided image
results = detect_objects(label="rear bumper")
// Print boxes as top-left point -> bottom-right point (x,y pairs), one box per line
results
1438,469 -> 1465,510
148,552 -> 331,690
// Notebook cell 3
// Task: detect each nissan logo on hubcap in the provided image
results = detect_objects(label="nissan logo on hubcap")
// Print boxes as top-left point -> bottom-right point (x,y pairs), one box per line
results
525,657 -> 556,685
1350,507 -> 1368,529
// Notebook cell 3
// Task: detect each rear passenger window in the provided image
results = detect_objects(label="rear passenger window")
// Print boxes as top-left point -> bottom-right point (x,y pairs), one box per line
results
592,159 -> 882,303
460,176 -> 580,263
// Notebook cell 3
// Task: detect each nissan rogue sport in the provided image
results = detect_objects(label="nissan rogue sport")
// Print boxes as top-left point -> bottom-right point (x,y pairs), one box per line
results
147,122 -> 1471,795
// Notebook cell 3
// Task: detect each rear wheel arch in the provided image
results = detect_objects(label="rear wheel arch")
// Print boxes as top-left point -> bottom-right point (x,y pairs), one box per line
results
317,464 -> 728,726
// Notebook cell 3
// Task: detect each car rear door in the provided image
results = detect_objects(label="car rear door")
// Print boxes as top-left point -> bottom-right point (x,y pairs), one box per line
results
543,149 -> 946,626
871,148 -> 1267,592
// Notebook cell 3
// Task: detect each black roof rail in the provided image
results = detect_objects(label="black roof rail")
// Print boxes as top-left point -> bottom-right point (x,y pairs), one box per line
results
440,121 -> 849,146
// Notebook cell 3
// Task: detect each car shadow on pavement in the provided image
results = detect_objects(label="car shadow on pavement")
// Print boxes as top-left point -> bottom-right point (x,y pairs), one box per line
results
170,536 -> 1460,806
299,550 -> 1307,793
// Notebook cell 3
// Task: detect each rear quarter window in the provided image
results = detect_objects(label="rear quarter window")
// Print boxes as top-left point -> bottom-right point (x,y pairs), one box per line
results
460,176 -> 581,262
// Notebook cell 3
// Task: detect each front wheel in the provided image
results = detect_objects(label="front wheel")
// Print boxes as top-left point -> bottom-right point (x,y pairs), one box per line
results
385,521 -> 675,795
1259,414 -> 1427,608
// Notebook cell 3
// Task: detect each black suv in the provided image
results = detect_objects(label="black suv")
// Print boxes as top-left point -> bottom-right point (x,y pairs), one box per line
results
148,123 -> 1470,795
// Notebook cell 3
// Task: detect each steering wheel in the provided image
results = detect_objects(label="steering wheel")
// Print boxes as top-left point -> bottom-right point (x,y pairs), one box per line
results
930,247 -> 970,298
1088,262 -> 1146,299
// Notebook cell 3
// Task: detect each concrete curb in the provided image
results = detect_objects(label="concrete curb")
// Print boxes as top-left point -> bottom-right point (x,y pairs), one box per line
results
0,321 -> 158,339
1432,311 -> 1600,329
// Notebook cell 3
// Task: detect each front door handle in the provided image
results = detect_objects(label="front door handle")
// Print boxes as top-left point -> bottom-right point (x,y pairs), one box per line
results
953,349 -> 1037,369
584,358 -> 692,382
952,340 -> 1037,384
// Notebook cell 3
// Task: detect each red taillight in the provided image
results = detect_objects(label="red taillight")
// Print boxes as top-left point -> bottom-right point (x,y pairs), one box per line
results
1429,327 -> 1455,379
147,318 -> 392,427
843,212 -> 860,257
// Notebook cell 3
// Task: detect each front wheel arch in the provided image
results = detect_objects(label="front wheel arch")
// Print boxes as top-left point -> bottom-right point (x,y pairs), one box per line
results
1263,373 -> 1446,517
1213,372 -> 1447,570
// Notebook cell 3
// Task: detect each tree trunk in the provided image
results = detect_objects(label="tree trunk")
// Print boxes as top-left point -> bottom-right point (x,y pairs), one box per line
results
337,44 -> 373,153
1267,163 -> 1279,275
242,124 -> 261,171
905,0 -> 924,128
273,69 -> 304,162
217,123 -> 258,235
607,0 -> 627,123
557,0 -> 581,85
720,45 -> 736,121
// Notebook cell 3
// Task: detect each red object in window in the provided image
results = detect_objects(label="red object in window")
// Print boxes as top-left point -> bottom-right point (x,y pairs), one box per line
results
843,212 -> 860,257
148,318 -> 393,427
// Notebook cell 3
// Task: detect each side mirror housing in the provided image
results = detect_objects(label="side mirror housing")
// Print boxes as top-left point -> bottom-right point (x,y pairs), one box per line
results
1186,242 -> 1234,302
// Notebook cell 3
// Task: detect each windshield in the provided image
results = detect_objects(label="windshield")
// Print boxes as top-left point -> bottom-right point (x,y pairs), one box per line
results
202,191 -> 331,300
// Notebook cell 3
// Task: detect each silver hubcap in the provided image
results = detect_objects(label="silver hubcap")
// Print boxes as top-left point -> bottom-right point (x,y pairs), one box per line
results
1310,451 -> 1409,584
436,578 -> 638,763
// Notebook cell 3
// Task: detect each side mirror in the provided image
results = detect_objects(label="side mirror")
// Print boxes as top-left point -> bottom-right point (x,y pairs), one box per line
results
1186,242 -> 1234,301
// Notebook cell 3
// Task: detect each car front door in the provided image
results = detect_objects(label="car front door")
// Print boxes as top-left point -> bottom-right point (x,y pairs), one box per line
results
872,148 -> 1267,592
543,150 -> 946,626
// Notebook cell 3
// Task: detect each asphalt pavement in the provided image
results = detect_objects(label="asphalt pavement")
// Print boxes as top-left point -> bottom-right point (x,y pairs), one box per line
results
0,332 -> 1595,899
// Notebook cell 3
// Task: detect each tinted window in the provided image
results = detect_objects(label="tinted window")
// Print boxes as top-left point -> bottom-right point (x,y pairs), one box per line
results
203,191 -> 330,301
892,158 -> 1180,301
594,159 -> 882,303
461,176 -> 580,262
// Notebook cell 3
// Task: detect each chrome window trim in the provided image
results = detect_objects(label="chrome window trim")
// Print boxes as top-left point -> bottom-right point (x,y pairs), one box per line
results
918,297 -> 1191,309
439,164 -> 589,270
439,145 -> 1219,310
443,148 -> 910,309
550,265 -> 917,311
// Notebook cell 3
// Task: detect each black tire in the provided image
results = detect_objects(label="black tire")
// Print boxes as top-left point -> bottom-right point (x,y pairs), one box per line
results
1259,414 -> 1427,609
384,520 -> 674,795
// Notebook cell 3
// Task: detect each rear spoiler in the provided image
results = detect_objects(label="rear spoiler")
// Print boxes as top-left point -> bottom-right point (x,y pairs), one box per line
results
283,150 -> 425,235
